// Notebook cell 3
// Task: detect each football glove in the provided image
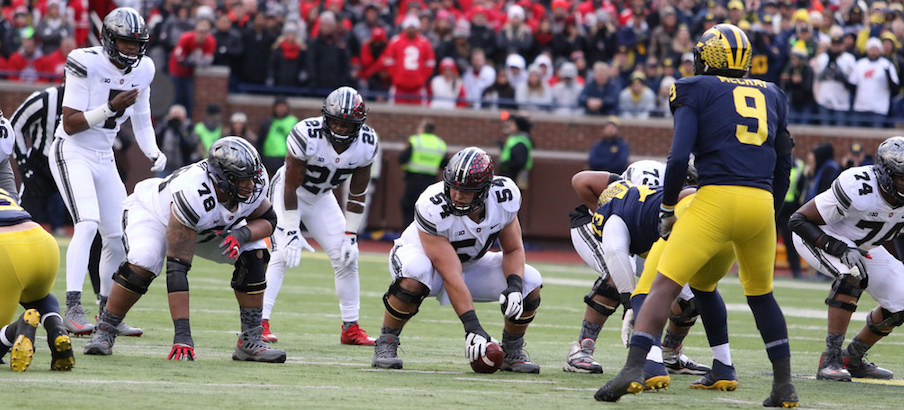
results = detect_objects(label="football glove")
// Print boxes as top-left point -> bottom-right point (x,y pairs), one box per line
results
465,330 -> 493,362
822,235 -> 870,280
167,343 -> 196,361
218,226 -> 251,261
275,226 -> 313,268
659,205 -> 676,239
621,308 -> 634,348
499,275 -> 524,320
150,152 -> 167,173
339,232 -> 359,268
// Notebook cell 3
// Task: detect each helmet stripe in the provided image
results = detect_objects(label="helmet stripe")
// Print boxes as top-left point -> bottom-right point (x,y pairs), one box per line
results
730,26 -> 747,68
455,149 -> 477,185
128,9 -> 139,34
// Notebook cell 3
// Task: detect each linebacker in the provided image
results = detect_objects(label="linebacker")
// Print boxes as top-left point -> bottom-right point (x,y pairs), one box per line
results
84,137 -> 285,363
372,147 -> 543,373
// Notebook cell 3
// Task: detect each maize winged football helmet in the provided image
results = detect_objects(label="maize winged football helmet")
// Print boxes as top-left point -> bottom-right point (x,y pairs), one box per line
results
693,24 -> 751,78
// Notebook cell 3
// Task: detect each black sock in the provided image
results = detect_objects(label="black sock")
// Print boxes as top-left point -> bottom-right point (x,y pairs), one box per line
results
825,333 -> 845,353
502,330 -> 524,353
342,321 -> 357,331
844,335 -> 872,360
240,307 -> 262,333
65,291 -> 81,309
747,293 -> 790,361
381,325 -> 402,337
42,313 -> 66,348
772,356 -> 792,385
662,329 -> 687,350
579,320 -> 603,341
626,331 -> 656,368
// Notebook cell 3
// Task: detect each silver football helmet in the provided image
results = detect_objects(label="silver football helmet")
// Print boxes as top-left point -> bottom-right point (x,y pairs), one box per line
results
875,136 -> 904,204
102,7 -> 149,68
207,137 -> 265,204
321,86 -> 367,146
622,160 -> 666,187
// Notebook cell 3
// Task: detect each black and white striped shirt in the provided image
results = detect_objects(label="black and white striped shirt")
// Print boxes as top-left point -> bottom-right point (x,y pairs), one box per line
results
12,85 -> 63,161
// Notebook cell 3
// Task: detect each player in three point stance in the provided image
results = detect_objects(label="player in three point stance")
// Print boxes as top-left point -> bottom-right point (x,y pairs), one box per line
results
790,136 -> 904,382
372,147 -> 543,373
84,137 -> 286,363
264,86 -> 378,345
595,24 -> 797,407
49,7 -> 166,337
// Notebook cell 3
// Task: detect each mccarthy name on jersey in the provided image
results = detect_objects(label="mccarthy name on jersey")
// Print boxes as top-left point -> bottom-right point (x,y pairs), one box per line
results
130,161 -> 269,242
285,116 -> 379,203
816,165 -> 904,250
404,177 -> 521,265
56,46 -> 155,151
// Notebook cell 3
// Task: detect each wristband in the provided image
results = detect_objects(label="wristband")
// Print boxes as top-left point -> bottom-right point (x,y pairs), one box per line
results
229,226 -> 252,244
173,318 -> 193,346
504,274 -> 524,292
281,208 -> 300,228
83,103 -> 115,128
459,309 -> 482,334
660,204 -> 675,213
345,209 -> 364,233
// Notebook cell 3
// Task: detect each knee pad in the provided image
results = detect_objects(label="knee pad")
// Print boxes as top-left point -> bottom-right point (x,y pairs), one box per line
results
382,278 -> 428,321
584,277 -> 620,316
825,276 -> 864,312
509,296 -> 541,325
166,257 -> 190,293
867,308 -> 904,337
114,263 -> 154,295
232,249 -> 269,294
669,297 -> 699,328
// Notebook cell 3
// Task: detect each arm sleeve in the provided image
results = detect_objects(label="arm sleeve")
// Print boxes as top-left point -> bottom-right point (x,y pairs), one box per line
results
131,86 -> 160,159
599,215 -> 636,294
662,105 -> 695,207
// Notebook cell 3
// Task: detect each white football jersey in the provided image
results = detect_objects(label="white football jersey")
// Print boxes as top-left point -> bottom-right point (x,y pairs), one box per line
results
285,116 -> 379,204
0,115 -> 13,157
815,165 -> 904,250
399,177 -> 521,266
55,46 -> 155,151
130,160 -> 269,241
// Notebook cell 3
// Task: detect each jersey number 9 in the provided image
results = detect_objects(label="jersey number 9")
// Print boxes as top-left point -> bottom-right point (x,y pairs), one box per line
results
732,87 -> 767,146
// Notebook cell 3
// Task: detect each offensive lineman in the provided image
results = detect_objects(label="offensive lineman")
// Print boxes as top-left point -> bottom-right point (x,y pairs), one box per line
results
49,7 -> 166,336
264,87 -> 378,345
372,147 -> 543,373
84,137 -> 285,363
790,136 -> 904,382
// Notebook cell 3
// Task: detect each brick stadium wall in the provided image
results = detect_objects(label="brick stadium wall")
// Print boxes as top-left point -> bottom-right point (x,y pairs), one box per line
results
2,69 -> 895,240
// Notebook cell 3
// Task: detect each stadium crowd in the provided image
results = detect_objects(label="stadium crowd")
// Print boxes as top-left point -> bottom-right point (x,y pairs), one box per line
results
1,0 -> 904,125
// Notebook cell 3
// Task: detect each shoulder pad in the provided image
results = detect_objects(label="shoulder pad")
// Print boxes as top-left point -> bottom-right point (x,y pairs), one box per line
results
669,77 -> 700,113
414,183 -> 453,235
489,177 -> 521,213
64,53 -> 89,78
286,119 -> 321,159
832,166 -> 876,212
168,166 -> 215,229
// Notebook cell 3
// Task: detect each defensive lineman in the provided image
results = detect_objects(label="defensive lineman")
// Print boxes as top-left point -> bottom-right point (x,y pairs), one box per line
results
372,147 -> 543,372
85,137 -> 285,362
49,7 -> 166,336
264,87 -> 378,345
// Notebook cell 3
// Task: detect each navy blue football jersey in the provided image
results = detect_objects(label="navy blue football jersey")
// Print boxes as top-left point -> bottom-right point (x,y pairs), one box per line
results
591,181 -> 662,255
0,188 -> 32,226
669,75 -> 789,191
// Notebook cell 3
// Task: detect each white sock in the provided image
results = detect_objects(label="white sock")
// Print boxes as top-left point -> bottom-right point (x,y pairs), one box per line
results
262,251 -> 287,320
333,263 -> 360,323
99,234 -> 125,297
646,345 -> 664,363
712,343 -> 732,366
66,221 -> 98,292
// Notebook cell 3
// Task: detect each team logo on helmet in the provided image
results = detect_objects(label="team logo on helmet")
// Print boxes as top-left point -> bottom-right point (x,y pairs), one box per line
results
321,86 -> 367,146
442,147 -> 494,216
693,24 -> 751,78
207,136 -> 266,204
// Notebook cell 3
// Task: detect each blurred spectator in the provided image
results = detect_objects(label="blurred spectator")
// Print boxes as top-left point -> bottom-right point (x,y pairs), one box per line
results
504,53 -> 528,89
615,11 -> 649,74
430,57 -> 465,109
212,13 -> 245,88
169,18 -> 215,118
157,3 -> 193,65
804,142 -> 840,202
670,24 -> 695,57
618,71 -> 655,119
155,104 -> 198,176
788,16 -> 818,58
498,111 -> 533,189
656,75 -> 676,118
814,29 -> 856,126
551,62 -> 582,114
224,111 -> 258,146
648,6 -> 678,62
240,12 -> 277,85
578,61 -> 619,115
469,7 -> 499,60
586,8 -> 617,66
257,96 -> 297,176
588,117 -> 628,173
229,1 -> 252,31
849,37 -> 898,127
498,5 -> 533,63
192,104 -> 223,155
677,51 -> 695,78
306,11 -> 353,94
482,66 -> 517,109
778,156 -> 806,279
34,36 -> 74,81
0,11 -> 16,58
571,50 -> 589,79
841,142 -> 874,170
552,16 -> 587,63
398,119 -> 447,227
427,11 -> 454,52
462,48 -> 495,108
436,19 -> 471,70
748,24 -> 785,84
35,0 -> 73,56
533,53 -> 554,83
270,23 -> 307,87
353,3 -> 387,45
641,58 -> 663,97
7,36 -> 42,83
360,26 -> 391,98
780,44 -> 816,124
384,15 -> 435,105
530,18 -> 554,60
515,64 -> 552,111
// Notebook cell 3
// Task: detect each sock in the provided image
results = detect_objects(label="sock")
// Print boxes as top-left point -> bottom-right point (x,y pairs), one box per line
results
41,313 -> 66,350
844,335 -> 872,360
240,307 -> 263,333
826,333 -> 845,353
22,293 -> 62,317
648,345 -> 663,363
381,325 -> 402,337
712,343 -> 732,366
692,288 -> 729,348
0,324 -> 12,347
502,330 -> 524,353
630,293 -> 647,314
98,295 -> 108,315
579,319 -> 603,341
772,356 -> 792,385
98,309 -> 124,329
342,321 -> 357,331
747,293 -> 791,361
66,291 -> 82,309
662,329 -> 686,350
627,331 -> 656,368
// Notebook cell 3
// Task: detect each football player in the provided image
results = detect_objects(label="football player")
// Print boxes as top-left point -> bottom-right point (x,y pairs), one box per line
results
596,24 -> 796,407
48,7 -> 165,337
372,147 -> 543,373
0,112 -> 73,372
790,136 -> 904,382
263,86 -> 378,345
84,137 -> 285,363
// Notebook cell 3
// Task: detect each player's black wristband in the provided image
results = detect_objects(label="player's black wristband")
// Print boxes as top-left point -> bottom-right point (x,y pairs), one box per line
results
820,235 -> 849,257
619,292 -> 632,310
173,318 -> 193,346
503,275 -> 523,294
229,226 -> 252,245
459,310 -> 487,338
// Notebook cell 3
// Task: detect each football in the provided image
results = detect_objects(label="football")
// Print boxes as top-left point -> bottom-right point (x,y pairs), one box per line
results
470,342 -> 504,373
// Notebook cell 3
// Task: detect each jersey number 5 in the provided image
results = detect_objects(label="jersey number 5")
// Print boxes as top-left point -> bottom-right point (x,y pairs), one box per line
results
733,87 -> 768,146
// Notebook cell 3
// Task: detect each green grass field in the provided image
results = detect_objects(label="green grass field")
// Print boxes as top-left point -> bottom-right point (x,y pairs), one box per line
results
1,241 -> 902,409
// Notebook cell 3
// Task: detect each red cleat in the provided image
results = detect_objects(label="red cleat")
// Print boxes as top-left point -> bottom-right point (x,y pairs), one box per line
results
261,319 -> 278,343
340,323 -> 375,345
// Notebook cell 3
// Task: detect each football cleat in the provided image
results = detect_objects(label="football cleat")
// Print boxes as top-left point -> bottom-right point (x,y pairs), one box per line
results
261,319 -> 278,343
83,322 -> 118,356
500,338 -> 540,374
340,323 -> 375,346
642,359 -> 670,391
762,382 -> 799,408
232,326 -> 287,363
116,321 -> 143,337
64,304 -> 95,336
563,338 -> 603,374
843,353 -> 894,379
372,334 -> 403,369
817,350 -> 852,382
49,334 -> 75,371
10,309 -> 40,372
662,344 -> 711,375
594,365 -> 646,402
690,360 -> 739,391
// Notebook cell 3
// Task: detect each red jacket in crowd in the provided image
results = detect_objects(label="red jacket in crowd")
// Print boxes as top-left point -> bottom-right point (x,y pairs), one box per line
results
383,32 -> 435,90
